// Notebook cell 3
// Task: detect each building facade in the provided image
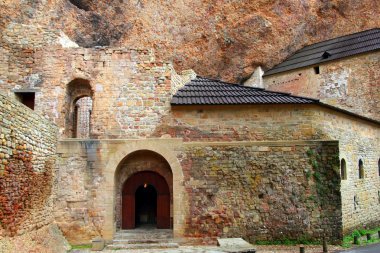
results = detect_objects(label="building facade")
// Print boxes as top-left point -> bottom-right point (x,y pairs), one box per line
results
0,23 -> 379,249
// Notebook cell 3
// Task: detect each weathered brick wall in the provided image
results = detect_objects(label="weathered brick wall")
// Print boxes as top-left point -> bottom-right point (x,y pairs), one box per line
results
0,45 -> 187,138
0,23 -> 78,96
178,141 -> 341,243
0,93 -> 59,236
153,105 -> 323,141
310,107 -> 380,234
158,104 -> 379,238
52,104 -> 379,245
53,143 -> 101,244
263,51 -> 380,121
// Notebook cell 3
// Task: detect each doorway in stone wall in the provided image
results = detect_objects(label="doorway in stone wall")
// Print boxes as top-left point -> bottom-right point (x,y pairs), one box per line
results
122,171 -> 170,229
65,78 -> 93,138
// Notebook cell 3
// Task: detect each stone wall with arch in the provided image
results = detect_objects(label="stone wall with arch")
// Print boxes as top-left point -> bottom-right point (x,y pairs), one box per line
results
55,138 -> 187,243
114,150 -> 173,229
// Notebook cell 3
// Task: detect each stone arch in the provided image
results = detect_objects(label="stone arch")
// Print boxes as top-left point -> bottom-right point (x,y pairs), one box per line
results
100,140 -> 186,240
114,150 -> 173,229
64,78 -> 94,138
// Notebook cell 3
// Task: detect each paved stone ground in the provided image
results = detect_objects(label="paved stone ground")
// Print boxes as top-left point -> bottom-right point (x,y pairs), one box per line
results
70,244 -> 344,253
335,243 -> 380,253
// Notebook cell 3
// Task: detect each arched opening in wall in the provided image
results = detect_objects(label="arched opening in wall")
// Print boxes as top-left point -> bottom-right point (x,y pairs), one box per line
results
340,159 -> 347,180
73,96 -> 93,138
65,78 -> 93,138
115,150 -> 173,230
358,159 -> 364,179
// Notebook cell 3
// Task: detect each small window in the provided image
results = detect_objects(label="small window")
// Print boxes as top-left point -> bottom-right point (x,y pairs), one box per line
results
378,159 -> 380,177
15,92 -> 35,110
314,66 -> 320,74
358,159 -> 364,179
340,159 -> 347,180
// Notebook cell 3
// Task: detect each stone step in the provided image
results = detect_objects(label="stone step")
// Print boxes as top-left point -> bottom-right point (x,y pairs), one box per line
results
106,242 -> 179,250
114,235 -> 173,240
112,238 -> 172,244
113,231 -> 173,240
117,229 -> 173,233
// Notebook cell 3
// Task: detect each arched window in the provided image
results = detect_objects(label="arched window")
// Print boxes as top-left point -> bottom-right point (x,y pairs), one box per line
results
340,159 -> 347,180
358,159 -> 364,179
73,97 -> 92,138
65,78 -> 93,138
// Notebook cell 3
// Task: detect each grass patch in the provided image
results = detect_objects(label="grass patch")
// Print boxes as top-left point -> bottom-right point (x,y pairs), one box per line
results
70,244 -> 92,250
342,227 -> 380,248
256,238 -> 320,246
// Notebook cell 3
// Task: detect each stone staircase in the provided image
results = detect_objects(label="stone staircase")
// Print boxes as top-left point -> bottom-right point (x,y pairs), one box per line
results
106,228 -> 179,250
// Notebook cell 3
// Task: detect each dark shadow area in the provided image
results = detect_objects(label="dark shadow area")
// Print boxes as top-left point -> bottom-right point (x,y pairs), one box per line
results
68,0 -> 91,11
135,184 -> 157,227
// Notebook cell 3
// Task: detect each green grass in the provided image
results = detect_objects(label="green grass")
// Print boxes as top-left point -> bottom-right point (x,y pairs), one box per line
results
342,227 -> 380,248
256,237 -> 320,246
70,244 -> 92,250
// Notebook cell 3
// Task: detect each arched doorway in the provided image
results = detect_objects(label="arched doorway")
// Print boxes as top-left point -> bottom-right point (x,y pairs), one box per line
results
64,78 -> 93,138
122,171 -> 170,229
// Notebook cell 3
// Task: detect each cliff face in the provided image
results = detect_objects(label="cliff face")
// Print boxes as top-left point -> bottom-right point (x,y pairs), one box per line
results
0,0 -> 379,82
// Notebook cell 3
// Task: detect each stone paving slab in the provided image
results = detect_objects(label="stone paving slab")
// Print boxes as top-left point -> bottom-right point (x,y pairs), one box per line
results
69,244 -> 344,253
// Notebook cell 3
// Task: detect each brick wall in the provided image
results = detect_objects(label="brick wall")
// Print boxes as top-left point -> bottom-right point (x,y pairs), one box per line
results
311,107 -> 380,234
263,51 -> 380,121
0,45 -> 191,138
154,104 -> 322,141
178,141 -> 342,243
0,93 -> 57,236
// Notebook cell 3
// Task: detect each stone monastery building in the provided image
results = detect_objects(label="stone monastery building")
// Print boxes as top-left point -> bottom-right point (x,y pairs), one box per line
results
0,23 -> 379,250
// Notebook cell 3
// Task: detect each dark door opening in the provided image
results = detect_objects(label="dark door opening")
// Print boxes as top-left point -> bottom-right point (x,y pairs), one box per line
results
122,171 -> 170,229
135,184 -> 157,227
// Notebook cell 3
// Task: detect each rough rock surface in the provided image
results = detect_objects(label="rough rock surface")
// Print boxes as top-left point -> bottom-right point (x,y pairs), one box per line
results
0,0 -> 379,82
0,224 -> 70,253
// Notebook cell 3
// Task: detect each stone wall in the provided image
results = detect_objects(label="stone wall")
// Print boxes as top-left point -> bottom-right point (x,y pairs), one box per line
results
179,141 -> 341,244
310,107 -> 380,234
54,139 -> 186,244
0,92 -> 57,236
0,43 -> 193,138
0,93 -> 68,252
160,104 -> 380,237
53,103 -> 379,245
0,23 -> 78,97
53,142 -> 102,244
55,138 -> 343,245
262,51 -> 380,121
154,104 -> 323,142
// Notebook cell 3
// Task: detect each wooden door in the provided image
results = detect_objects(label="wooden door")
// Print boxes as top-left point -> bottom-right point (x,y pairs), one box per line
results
122,194 -> 135,229
122,171 -> 170,229
157,194 -> 170,228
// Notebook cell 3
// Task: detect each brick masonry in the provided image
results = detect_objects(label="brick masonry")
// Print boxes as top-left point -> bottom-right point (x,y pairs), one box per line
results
0,92 -> 57,236
0,93 -> 68,252
262,51 -> 380,121
179,141 -> 342,243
